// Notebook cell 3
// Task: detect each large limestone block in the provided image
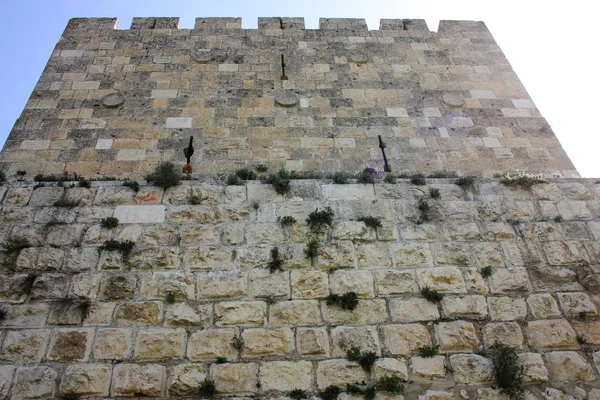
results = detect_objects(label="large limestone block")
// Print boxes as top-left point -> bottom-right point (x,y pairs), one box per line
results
389,298 -> 440,322
483,322 -> 524,349
165,302 -> 213,328
1,303 -> 49,328
322,299 -> 388,324
410,356 -> 446,380
59,364 -> 111,397
184,246 -> 233,270
0,366 -> 15,400
114,205 -> 166,223
317,359 -> 368,389
12,366 -> 57,400
519,353 -> 548,384
357,242 -> 392,269
332,221 -> 376,241
47,329 -> 93,362
390,242 -> 433,268
112,364 -> 166,397
330,269 -> 375,298
441,295 -> 488,319
297,327 -> 330,357
115,301 -> 163,326
331,326 -> 381,357
488,268 -> 532,293
92,329 -> 132,360
291,270 -> 329,298
187,329 -> 237,361
545,351 -> 596,381
128,246 -> 181,270
373,358 -> 408,381
99,274 -> 136,300
168,364 -> 207,397
435,321 -> 479,353
543,241 -> 589,266
216,301 -> 266,326
557,292 -> 598,317
0,329 -> 50,364
248,268 -> 290,298
165,205 -> 215,224
245,223 -> 285,244
528,320 -> 578,350
417,267 -> 467,293
211,362 -> 258,395
197,271 -> 247,300
381,324 -> 431,356
140,272 -> 195,300
322,184 -> 376,201
487,297 -> 527,321
180,225 -> 221,246
527,294 -> 561,319
135,329 -> 186,361
449,354 -> 493,384
260,361 -> 313,391
269,300 -> 320,326
373,269 -> 418,296
242,328 -> 294,357
317,241 -> 358,270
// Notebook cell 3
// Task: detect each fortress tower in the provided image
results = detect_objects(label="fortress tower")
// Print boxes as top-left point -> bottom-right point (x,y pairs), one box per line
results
0,17 -> 599,400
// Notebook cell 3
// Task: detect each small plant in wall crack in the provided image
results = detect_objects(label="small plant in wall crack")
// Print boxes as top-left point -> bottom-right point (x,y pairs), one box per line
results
278,215 -> 296,226
53,196 -> 80,208
487,341 -> 524,400
326,292 -> 359,311
267,247 -> 284,273
99,240 -> 135,258
409,173 -> 426,186
376,375 -> 405,394
346,346 -> 378,371
576,334 -> 587,346
305,239 -> 320,261
165,291 -> 177,304
100,217 -> 119,229
479,266 -> 493,278
21,273 -> 37,295
122,181 -> 140,192
455,176 -> 476,188
418,345 -> 440,358
500,171 -> 545,188
145,161 -> 181,189
289,389 -> 309,400
198,379 -> 216,399
421,286 -> 443,303
319,385 -> 342,400
231,334 -> 244,351
417,198 -> 430,223
357,216 -> 382,230
429,187 -> 440,198
306,207 -> 335,232
267,170 -> 291,195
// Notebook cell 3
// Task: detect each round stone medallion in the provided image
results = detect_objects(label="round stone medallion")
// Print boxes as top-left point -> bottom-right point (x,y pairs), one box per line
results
275,91 -> 299,107
101,93 -> 125,108
349,53 -> 369,64
192,51 -> 213,64
442,93 -> 465,108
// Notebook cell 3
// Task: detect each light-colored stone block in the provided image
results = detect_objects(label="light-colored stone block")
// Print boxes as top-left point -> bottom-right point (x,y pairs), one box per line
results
166,117 -> 193,128
113,205 -> 166,223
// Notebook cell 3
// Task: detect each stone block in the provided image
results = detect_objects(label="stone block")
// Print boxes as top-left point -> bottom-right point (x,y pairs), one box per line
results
248,268 -> 290,298
545,351 -> 596,381
47,329 -> 92,362
165,302 -> 213,328
115,301 -> 163,326
381,324 -> 431,356
390,242 -> 433,268
373,358 -> 408,381
527,293 -> 561,319
242,328 -> 294,357
332,221 -> 376,241
128,246 -> 180,270
357,242 -> 392,269
187,329 -> 237,361
410,356 -> 446,380
184,246 -> 233,270
140,272 -> 195,300
322,299 -> 388,324
519,353 -> 548,384
487,296 -> 527,321
269,300 -> 320,326
389,298 -> 440,322
331,326 -> 381,357
0,329 -> 50,364
165,205 -> 216,224
297,327 -> 330,357
113,205 -> 166,223
322,184 -> 375,201
92,328 -> 132,360
12,366 -> 57,400
441,295 -> 488,319
528,319 -> 578,350
70,272 -> 101,300
59,364 -> 111,397
317,241 -> 357,270
168,364 -> 207,397
291,270 -> 329,298
245,223 -> 285,244
211,362 -> 258,395
112,364 -> 166,397
483,322 -> 524,349
99,274 -> 136,300
449,354 -> 493,384
330,269 -> 375,298
216,301 -> 266,326
373,269 -> 418,296
557,292 -> 598,317
260,361 -> 313,391
417,267 -> 467,293
0,366 -> 15,400
135,329 -> 185,361
435,321 -> 479,353
317,359 -> 368,390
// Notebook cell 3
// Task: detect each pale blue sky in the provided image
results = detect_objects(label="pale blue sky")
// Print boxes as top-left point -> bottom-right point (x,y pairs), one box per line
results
1,0 -> 597,176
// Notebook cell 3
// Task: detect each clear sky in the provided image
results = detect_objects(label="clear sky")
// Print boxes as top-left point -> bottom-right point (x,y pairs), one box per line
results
1,0 -> 598,176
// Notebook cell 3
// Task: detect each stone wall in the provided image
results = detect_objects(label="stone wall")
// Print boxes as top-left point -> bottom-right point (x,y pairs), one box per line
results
1,177 -> 600,399
0,17 -> 577,179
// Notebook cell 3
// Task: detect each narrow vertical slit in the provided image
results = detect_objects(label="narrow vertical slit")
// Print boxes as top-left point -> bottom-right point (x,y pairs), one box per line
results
280,54 -> 288,80
278,17 -> 285,30
402,20 -> 407,31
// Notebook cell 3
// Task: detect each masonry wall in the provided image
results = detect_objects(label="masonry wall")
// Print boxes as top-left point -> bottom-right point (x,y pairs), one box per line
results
1,178 -> 600,399
0,17 -> 577,179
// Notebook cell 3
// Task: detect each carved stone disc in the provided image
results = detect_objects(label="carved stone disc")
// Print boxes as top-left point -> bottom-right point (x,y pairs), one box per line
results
442,93 -> 465,108
192,51 -> 213,63
349,53 -> 369,63
101,93 -> 125,108
275,91 -> 299,107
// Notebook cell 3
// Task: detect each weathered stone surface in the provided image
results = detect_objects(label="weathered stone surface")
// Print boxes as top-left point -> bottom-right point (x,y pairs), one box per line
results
331,326 -> 380,357
112,364 -> 166,397
373,269 -> 418,295
528,319 -> 578,350
275,90 -> 299,107
1,303 -> 49,328
216,301 -> 266,326
291,270 -> 329,298
441,295 -> 488,319
357,242 -> 392,269
115,301 -> 163,326
168,364 -> 207,397
184,246 -> 233,270
557,292 -> 598,317
417,390 -> 454,400
435,321 -> 479,353
389,298 -> 440,322
113,205 -> 166,223
99,274 -> 136,300
317,241 -> 357,270
270,300 -> 320,325
128,246 -> 180,270
0,366 -> 15,400
488,268 -> 532,293
211,362 -> 258,395
165,302 -> 213,328
410,356 -> 446,380
12,366 -> 57,400
449,354 -> 493,384
317,359 -> 368,389
92,328 -> 132,360
135,329 -> 186,361
417,267 -> 467,293
488,296 -> 527,321
197,271 -> 247,299
248,268 -> 290,298
297,327 -> 330,357
140,272 -> 195,300
322,299 -> 388,324
330,269 -> 375,298
373,358 -> 408,381
545,351 -> 596,381
101,92 -> 125,108
527,293 -> 561,319
242,328 -> 294,357
382,324 -> 431,356
483,322 -> 524,349
442,92 -> 465,107
59,364 -> 111,397
519,353 -> 549,384
187,329 -> 237,361
390,242 -> 433,267
260,361 -> 313,391
0,330 -> 50,364
47,329 -> 92,362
